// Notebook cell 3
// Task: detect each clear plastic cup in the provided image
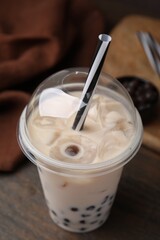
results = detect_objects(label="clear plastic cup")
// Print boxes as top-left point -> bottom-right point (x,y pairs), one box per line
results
18,68 -> 143,233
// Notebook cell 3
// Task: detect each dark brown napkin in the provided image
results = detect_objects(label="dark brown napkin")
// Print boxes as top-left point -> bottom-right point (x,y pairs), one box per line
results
0,0 -> 105,171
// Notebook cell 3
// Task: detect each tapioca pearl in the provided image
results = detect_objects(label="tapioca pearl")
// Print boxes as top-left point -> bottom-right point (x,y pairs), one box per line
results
101,195 -> 109,205
96,213 -> 101,217
81,214 -> 91,218
63,219 -> 71,227
108,195 -> 115,205
63,222 -> 69,227
96,207 -> 102,212
79,220 -> 86,224
90,220 -> 98,225
70,207 -> 79,212
51,210 -> 57,216
63,218 -> 70,223
86,205 -> 96,211
109,194 -> 114,200
79,228 -> 87,232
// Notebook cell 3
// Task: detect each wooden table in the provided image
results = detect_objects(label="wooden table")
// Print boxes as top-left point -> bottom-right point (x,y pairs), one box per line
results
0,146 -> 160,240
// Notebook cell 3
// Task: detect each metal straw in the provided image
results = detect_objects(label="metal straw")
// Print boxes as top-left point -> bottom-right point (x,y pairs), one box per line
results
72,34 -> 112,131
137,31 -> 160,77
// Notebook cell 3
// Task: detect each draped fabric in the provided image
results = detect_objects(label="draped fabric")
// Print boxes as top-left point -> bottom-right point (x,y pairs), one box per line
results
0,0 -> 105,171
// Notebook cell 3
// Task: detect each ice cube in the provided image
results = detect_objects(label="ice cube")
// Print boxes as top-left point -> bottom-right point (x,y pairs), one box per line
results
33,115 -> 67,130
28,115 -> 63,146
98,131 -> 129,161
99,100 -> 127,128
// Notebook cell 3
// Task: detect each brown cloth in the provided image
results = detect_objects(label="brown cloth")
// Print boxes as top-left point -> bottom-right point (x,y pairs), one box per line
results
0,0 -> 105,171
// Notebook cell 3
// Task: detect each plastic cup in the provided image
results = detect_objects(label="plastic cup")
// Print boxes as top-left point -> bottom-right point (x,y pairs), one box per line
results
18,68 -> 143,233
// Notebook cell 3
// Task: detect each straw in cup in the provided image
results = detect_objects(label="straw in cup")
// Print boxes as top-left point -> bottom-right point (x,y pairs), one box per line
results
72,34 -> 112,131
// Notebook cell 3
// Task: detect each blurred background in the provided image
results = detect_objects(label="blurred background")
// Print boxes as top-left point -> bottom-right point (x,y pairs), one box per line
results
94,0 -> 160,30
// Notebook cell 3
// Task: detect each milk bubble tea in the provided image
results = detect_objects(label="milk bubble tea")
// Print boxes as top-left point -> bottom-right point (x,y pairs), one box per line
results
37,165 -> 123,232
28,93 -> 134,232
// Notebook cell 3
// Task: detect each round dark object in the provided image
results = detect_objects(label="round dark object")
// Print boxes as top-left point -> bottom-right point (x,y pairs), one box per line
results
117,76 -> 159,123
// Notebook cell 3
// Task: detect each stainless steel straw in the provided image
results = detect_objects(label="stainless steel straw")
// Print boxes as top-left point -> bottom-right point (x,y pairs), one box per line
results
137,31 -> 160,77
72,34 -> 112,131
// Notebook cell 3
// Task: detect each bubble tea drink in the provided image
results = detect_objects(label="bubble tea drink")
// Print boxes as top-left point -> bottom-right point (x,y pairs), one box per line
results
18,68 -> 143,232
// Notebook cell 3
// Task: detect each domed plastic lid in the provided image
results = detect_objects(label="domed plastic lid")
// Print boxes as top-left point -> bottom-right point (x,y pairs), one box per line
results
19,68 -> 143,175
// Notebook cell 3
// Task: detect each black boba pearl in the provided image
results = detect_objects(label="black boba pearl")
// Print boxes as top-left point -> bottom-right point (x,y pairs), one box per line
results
90,220 -> 98,225
64,218 -> 70,223
138,103 -> 148,111
79,220 -> 86,224
86,205 -> 96,211
96,207 -> 102,212
70,207 -> 79,212
97,213 -> 101,217
109,195 -> 114,200
81,214 -> 90,218
79,228 -> 86,231
126,80 -> 139,93
101,195 -> 109,205
51,210 -> 57,216
108,195 -> 114,205
63,218 -> 70,227
117,76 -> 159,123
63,222 -> 69,227
146,90 -> 158,102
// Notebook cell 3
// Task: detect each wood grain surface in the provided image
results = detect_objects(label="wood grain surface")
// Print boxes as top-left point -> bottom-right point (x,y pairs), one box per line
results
103,15 -> 160,153
0,147 -> 160,240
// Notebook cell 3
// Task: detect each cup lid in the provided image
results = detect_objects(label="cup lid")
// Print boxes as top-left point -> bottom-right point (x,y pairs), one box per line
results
18,68 -> 143,176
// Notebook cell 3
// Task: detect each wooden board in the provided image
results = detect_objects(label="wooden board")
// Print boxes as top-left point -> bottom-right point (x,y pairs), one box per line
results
103,15 -> 160,153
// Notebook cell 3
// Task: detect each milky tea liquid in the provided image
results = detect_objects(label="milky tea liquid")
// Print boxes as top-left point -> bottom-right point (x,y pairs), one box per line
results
27,85 -> 135,232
